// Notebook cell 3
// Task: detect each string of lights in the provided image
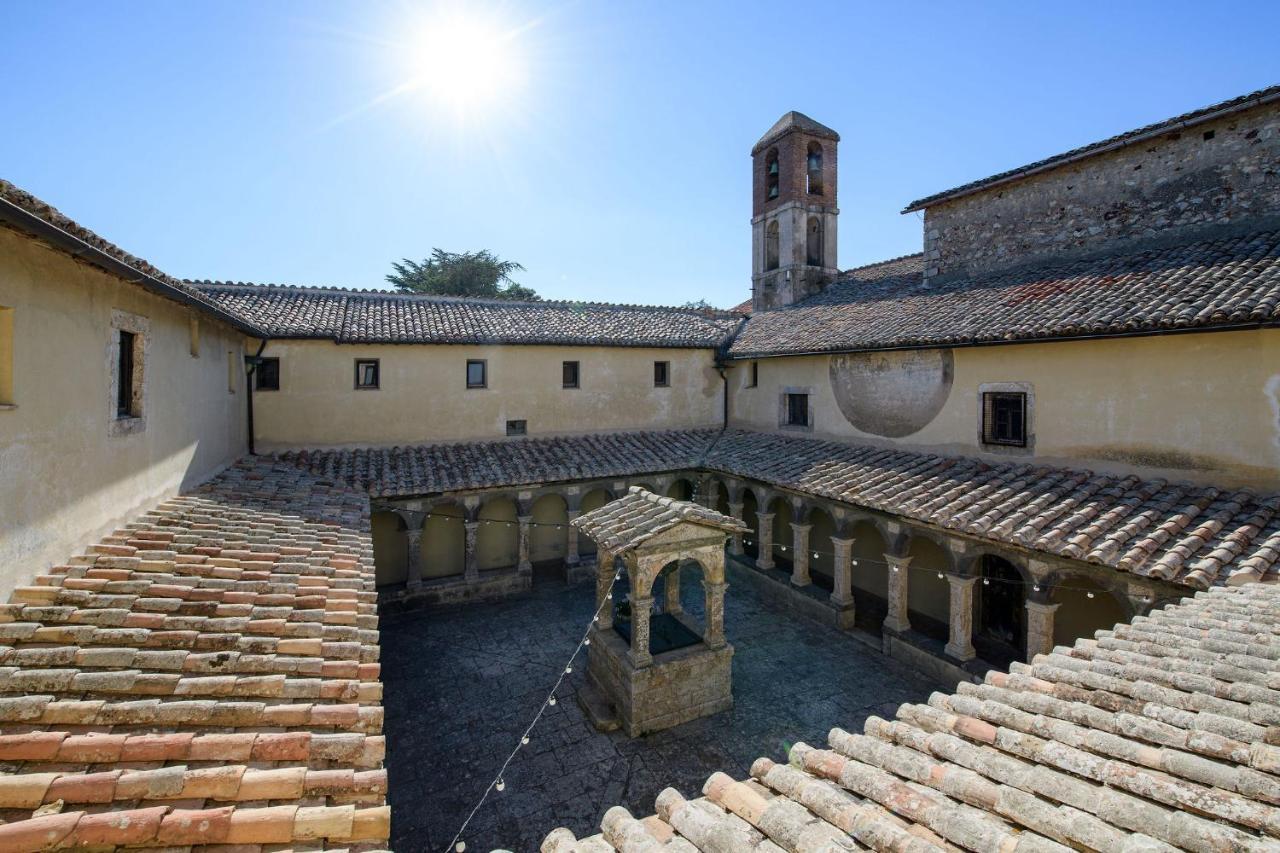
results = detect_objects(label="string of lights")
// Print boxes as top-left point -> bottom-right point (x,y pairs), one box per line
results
408,512 -> 1140,599
443,564 -> 624,853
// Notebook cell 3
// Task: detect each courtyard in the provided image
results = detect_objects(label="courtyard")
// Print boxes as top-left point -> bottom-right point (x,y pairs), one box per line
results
381,561 -> 951,851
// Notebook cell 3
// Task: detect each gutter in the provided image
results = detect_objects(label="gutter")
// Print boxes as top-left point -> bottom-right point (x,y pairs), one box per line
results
0,196 -> 266,337
244,340 -> 269,455
901,88 -> 1280,213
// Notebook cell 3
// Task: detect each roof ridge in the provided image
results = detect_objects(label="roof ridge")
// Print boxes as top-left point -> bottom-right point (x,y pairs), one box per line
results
840,251 -> 925,275
188,279 -> 739,317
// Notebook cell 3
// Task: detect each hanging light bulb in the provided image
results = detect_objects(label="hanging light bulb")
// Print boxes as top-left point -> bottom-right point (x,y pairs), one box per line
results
456,844 -> 466,852
780,545 -> 788,551
584,637 -> 591,646
521,735 -> 530,745
937,572 -> 944,580
565,665 -> 573,674
983,578 -> 990,585
1086,592 -> 1095,599
850,560 -> 858,566
813,552 -> 820,559
549,696 -> 557,706
496,779 -> 506,792
1033,585 -> 1041,593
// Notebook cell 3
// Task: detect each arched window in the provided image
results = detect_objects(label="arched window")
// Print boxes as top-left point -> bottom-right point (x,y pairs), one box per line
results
764,220 -> 780,271
806,217 -> 823,266
806,142 -> 823,195
765,148 -> 780,201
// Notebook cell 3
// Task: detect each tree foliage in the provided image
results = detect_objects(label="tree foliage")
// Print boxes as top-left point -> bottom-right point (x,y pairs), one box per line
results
386,249 -> 538,301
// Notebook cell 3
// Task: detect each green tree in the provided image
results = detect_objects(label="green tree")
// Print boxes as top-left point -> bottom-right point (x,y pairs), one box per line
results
386,249 -> 538,301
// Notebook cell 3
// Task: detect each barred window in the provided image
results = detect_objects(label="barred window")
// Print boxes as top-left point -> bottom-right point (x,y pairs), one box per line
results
786,393 -> 809,427
562,361 -> 579,389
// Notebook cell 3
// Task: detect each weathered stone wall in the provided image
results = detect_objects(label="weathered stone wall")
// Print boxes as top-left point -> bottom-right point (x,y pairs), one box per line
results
922,100 -> 1280,280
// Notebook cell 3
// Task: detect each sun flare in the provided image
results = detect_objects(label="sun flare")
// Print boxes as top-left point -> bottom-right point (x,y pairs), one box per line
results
404,11 -> 526,113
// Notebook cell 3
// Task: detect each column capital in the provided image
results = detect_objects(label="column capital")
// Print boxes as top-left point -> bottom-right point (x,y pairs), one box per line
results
830,536 -> 855,548
756,511 -> 775,522
946,573 -> 979,589
517,515 -> 533,525
1025,600 -> 1061,615
789,522 -> 813,533
884,553 -> 912,570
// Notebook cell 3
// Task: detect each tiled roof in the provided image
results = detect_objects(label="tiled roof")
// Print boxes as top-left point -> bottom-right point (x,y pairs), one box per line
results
752,110 -> 840,155
729,229 -> 1280,357
543,580 -> 1280,852
287,429 -> 1280,590
192,282 -> 738,348
0,457 -> 389,851
705,429 -> 1280,590
278,430 -> 719,498
0,180 -> 266,336
573,487 -> 747,555
903,85 -> 1280,211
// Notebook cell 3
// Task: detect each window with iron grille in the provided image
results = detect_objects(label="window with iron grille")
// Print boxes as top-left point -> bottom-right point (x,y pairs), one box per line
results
466,359 -> 487,389
562,361 -> 579,389
355,359 -> 380,390
982,392 -> 1026,447
255,357 -> 280,391
785,392 -> 809,427
747,361 -> 758,388
506,419 -> 527,436
653,361 -> 669,387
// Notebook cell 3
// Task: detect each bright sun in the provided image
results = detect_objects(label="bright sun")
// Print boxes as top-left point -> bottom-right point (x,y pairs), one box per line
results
405,11 -> 526,112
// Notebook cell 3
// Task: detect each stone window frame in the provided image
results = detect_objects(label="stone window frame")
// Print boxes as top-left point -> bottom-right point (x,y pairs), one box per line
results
562,360 -> 580,389
653,360 -> 670,388
778,385 -> 814,433
108,309 -> 148,437
355,358 -> 380,390
745,360 -> 758,389
466,359 -> 487,390
977,381 -> 1035,456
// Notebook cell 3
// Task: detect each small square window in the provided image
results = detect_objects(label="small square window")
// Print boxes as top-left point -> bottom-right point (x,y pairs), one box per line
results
562,360 -> 579,389
466,359 -> 487,389
982,392 -> 1026,447
653,361 -> 670,387
355,359 -> 380,389
785,393 -> 809,427
506,419 -> 527,436
747,361 -> 758,388
256,357 -> 280,391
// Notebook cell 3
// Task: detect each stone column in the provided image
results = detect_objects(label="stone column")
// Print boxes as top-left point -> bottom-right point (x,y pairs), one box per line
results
664,565 -> 683,615
756,512 -> 775,570
405,529 -> 423,588
1025,600 -> 1060,661
883,554 -> 912,634
596,562 -> 615,631
944,575 -> 978,661
727,502 -> 745,556
463,521 -> 480,582
517,515 -> 533,576
565,510 -> 581,567
629,595 -> 654,667
790,523 -> 812,587
703,581 -> 727,650
830,536 -> 854,607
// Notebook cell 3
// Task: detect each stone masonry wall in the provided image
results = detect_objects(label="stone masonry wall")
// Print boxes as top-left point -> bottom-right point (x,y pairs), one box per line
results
922,100 -> 1280,280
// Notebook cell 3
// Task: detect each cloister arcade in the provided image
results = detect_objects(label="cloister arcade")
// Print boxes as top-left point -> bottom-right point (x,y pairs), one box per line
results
370,470 -> 1185,673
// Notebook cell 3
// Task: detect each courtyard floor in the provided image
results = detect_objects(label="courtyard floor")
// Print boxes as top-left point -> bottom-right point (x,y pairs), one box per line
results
380,563 -> 951,852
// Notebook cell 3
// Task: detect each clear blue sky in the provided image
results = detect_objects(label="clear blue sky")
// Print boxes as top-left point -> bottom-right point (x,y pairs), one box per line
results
2,2 -> 1276,307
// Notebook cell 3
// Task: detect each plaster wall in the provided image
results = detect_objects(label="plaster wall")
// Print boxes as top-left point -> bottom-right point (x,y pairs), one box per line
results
249,339 -> 723,449
0,228 -> 247,597
728,329 -> 1280,489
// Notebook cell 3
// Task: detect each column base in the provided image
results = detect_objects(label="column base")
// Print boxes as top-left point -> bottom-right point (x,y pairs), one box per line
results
944,642 -> 976,662
790,574 -> 811,588
756,559 -> 775,571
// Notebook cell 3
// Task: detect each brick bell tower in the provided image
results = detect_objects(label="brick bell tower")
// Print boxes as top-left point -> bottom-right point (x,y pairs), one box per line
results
751,111 -> 840,312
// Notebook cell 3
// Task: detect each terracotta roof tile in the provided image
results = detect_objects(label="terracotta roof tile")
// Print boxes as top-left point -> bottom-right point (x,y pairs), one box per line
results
573,486 -> 747,554
730,229 -> 1280,356
192,281 -> 738,348
548,582 -> 1280,852
0,457 -> 388,849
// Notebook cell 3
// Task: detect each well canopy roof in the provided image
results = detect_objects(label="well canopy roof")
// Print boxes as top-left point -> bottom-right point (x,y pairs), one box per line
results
572,486 -> 747,556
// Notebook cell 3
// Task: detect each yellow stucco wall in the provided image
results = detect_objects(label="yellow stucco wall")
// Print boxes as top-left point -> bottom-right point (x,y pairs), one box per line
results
0,228 -> 248,598
249,339 -> 723,449
728,330 -> 1280,489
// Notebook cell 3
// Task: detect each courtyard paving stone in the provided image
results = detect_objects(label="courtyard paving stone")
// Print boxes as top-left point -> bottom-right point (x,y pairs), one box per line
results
381,563 -> 951,852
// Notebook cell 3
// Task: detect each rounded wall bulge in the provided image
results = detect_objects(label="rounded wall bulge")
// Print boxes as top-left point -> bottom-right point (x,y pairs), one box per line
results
828,349 -> 953,438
